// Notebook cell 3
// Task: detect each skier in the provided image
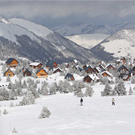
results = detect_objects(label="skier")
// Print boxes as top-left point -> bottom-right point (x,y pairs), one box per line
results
80,98 -> 83,106
112,98 -> 115,105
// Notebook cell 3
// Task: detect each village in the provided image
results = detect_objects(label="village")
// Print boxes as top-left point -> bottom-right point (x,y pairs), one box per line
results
3,57 -> 135,83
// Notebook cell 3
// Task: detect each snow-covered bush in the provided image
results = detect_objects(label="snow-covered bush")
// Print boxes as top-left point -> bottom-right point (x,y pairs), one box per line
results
85,86 -> 94,97
3,109 -> 8,115
19,91 -> 35,106
38,106 -> 51,119
102,83 -> 112,96
12,128 -> 17,133
117,80 -> 127,96
129,87 -> 134,95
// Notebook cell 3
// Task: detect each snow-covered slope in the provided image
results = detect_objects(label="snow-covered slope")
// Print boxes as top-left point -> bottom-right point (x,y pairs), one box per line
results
0,17 -> 101,63
10,18 -> 53,39
66,34 -> 109,49
91,29 -> 135,60
1,92 -> 135,135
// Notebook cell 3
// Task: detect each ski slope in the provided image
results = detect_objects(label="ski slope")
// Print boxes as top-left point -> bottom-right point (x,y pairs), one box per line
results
0,87 -> 135,135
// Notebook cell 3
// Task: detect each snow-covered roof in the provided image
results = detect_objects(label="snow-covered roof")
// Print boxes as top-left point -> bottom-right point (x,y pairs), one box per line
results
101,71 -> 113,78
29,62 -> 41,66
88,74 -> 99,80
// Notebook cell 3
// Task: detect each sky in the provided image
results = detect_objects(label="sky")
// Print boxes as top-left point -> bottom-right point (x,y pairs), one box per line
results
0,0 -> 135,28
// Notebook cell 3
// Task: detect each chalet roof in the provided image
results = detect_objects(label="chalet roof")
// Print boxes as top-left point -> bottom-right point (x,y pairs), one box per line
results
101,71 -> 113,78
5,58 -> 18,64
85,65 -> 95,72
118,73 -> 131,80
30,62 -> 42,66
74,65 -> 83,72
118,65 -> 128,72
23,68 -> 32,74
65,73 -> 73,79
4,68 -> 15,76
88,74 -> 99,80
36,68 -> 48,74
94,67 -> 101,73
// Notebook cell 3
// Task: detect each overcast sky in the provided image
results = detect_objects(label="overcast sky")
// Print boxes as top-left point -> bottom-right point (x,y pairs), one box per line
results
0,1 -> 135,28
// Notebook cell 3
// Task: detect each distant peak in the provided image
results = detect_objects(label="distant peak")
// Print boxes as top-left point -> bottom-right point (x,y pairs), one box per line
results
68,21 -> 83,27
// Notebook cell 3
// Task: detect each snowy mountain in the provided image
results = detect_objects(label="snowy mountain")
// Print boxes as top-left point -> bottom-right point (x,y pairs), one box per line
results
52,21 -> 135,36
66,34 -> 109,49
0,17 -> 102,63
91,29 -> 135,61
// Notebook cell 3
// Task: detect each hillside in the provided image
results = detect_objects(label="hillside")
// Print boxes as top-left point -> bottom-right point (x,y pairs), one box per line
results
52,21 -> 135,36
0,17 -> 101,64
91,29 -> 135,61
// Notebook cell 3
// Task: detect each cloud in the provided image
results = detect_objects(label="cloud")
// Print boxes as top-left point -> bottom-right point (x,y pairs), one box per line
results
0,1 -> 135,27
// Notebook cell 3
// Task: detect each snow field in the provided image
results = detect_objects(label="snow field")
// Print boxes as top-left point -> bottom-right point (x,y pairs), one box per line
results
0,92 -> 135,135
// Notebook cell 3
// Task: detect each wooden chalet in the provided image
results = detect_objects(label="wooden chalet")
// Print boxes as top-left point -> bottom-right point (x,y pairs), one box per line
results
5,58 -> 18,68
46,61 -> 57,69
85,65 -> 95,74
101,71 -> 113,79
36,68 -> 48,78
29,62 -> 42,69
84,74 -> 99,83
23,68 -> 32,77
106,64 -> 115,71
118,65 -> 129,73
118,73 -> 131,81
53,67 -> 62,74
4,69 -> 15,77
65,73 -> 75,81
94,67 -> 101,73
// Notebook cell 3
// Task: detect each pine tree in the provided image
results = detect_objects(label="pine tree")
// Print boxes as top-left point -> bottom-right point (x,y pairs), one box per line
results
38,106 -> 51,119
129,86 -> 134,95
85,86 -> 94,97
117,80 -> 127,96
103,82 -> 112,96
3,109 -> 8,115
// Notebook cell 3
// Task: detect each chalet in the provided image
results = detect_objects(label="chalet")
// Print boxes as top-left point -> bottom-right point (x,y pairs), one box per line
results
106,64 -> 115,71
4,68 -> 15,77
130,67 -> 135,76
84,74 -> 99,83
101,71 -> 113,79
65,73 -> 75,81
85,65 -> 95,74
118,65 -> 129,73
99,64 -> 106,71
94,67 -> 101,73
118,73 -> 131,81
29,62 -> 42,69
36,68 -> 48,78
46,61 -> 57,69
23,68 -> 32,77
53,67 -> 62,74
98,61 -> 106,67
5,58 -> 18,68
73,65 -> 83,72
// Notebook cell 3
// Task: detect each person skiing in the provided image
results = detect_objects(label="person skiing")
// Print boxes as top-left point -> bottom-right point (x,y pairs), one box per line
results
112,98 -> 115,105
80,98 -> 83,106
